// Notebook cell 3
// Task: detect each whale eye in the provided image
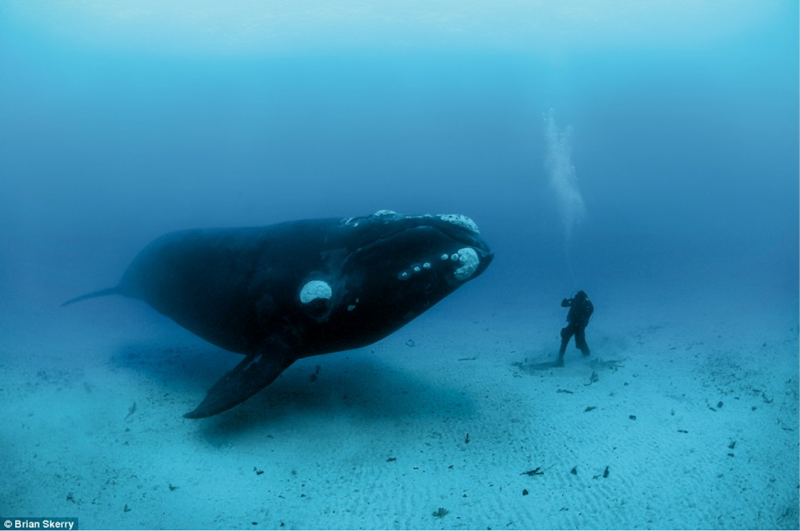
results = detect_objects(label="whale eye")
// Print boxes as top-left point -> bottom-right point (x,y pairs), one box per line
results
300,280 -> 332,304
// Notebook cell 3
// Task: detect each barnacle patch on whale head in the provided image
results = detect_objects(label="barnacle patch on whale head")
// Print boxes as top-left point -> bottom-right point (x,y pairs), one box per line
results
439,214 -> 480,234
453,248 -> 480,281
300,280 -> 332,304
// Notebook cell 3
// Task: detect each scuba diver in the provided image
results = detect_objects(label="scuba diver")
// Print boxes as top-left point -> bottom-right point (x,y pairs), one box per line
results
557,290 -> 594,365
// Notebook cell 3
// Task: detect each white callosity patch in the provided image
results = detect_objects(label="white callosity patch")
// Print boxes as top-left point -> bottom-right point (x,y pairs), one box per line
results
439,214 -> 480,234
344,210 -> 397,228
299,280 -> 332,304
453,248 -> 480,281
399,261 -> 432,280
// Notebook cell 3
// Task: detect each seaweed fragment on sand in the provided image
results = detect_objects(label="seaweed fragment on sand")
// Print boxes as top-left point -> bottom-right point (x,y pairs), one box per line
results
589,357 -> 628,372
432,507 -> 449,518
520,465 -> 552,476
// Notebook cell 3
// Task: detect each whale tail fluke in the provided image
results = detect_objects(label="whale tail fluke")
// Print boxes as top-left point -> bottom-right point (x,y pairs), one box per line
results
61,287 -> 120,307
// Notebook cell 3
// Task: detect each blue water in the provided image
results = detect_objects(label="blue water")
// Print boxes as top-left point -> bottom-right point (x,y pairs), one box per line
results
0,3 -> 797,530
1,4 -> 797,316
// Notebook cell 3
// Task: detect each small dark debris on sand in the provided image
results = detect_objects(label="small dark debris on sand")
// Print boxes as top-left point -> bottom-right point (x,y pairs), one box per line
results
520,465 -> 552,476
432,507 -> 449,518
125,401 -> 137,420
589,358 -> 628,371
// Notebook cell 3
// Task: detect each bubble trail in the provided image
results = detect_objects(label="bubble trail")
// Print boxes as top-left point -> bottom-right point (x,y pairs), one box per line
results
543,108 -> 587,244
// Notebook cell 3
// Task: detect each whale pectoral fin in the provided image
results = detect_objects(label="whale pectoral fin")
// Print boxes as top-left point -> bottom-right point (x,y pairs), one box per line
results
61,287 -> 120,307
184,347 -> 296,419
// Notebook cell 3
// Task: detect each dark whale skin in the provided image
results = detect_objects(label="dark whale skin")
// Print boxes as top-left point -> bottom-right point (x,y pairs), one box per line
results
64,211 -> 493,418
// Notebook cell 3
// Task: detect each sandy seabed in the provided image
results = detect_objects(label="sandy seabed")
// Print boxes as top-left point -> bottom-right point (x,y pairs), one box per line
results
1,295 -> 798,530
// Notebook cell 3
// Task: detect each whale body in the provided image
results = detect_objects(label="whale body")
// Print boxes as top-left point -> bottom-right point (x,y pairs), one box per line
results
64,210 -> 493,418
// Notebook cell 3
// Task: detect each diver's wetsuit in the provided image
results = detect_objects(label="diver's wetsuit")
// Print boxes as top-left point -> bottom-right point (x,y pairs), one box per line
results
559,291 -> 594,358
